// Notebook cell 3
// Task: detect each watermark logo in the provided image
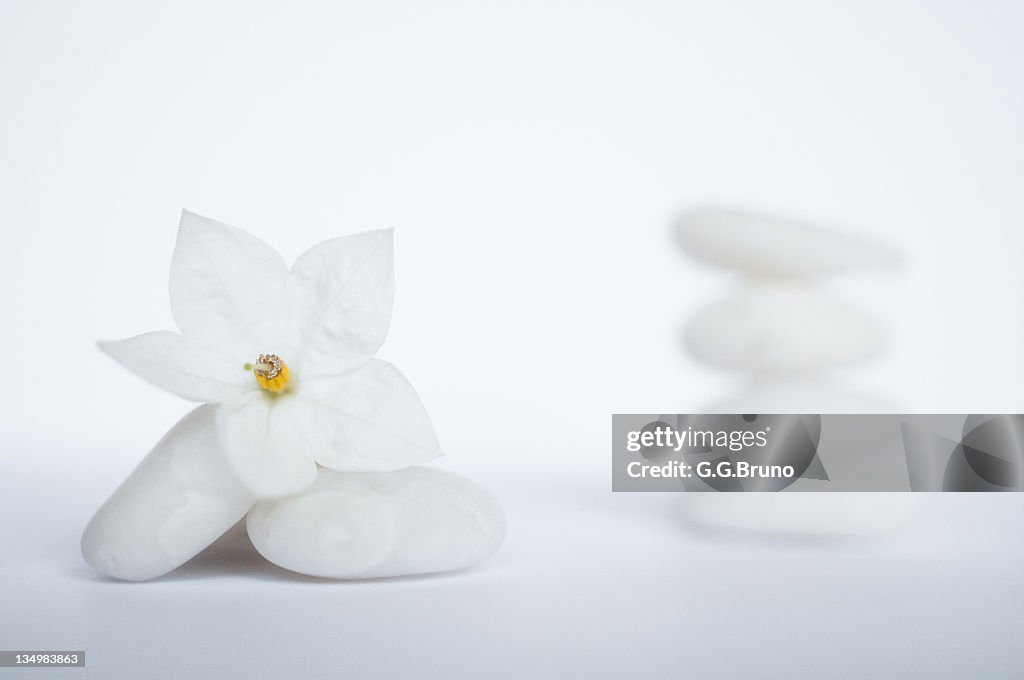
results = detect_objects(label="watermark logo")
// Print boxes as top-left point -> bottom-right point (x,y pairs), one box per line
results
613,414 -> 1024,492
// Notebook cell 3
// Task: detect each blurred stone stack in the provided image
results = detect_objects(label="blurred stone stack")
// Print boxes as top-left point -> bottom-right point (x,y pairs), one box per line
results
676,207 -> 915,535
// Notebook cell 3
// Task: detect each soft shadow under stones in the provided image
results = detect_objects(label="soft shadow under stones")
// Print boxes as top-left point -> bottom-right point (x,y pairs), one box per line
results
167,520 -> 295,580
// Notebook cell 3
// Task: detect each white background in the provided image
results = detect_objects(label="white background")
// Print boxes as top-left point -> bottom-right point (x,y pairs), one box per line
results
1,1 -> 1022,678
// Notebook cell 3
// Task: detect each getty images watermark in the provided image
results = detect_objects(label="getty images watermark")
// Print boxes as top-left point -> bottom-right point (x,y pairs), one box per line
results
612,414 -> 1024,492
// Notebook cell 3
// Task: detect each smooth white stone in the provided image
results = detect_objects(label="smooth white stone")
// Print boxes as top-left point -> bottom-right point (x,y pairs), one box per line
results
702,390 -> 910,491
685,283 -> 884,373
247,467 -> 505,579
81,406 -> 255,581
707,379 -> 899,414
677,207 -> 902,276
684,382 -> 918,537
683,493 -> 917,537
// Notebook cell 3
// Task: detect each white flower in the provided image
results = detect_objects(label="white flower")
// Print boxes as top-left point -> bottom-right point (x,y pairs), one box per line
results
100,211 -> 441,498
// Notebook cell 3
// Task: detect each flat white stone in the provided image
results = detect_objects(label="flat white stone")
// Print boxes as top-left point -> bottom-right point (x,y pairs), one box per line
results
81,406 -> 255,581
707,379 -> 899,414
247,467 -> 505,579
685,283 -> 885,373
677,207 -> 902,276
683,493 -> 918,537
686,381 -> 918,536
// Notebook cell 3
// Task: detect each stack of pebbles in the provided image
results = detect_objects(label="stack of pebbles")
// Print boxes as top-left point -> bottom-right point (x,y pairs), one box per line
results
675,207 -> 916,536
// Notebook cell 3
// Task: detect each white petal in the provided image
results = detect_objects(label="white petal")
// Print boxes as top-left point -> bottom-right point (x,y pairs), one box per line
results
299,359 -> 442,471
215,393 -> 319,499
99,331 -> 250,402
289,229 -> 394,375
170,210 -> 292,356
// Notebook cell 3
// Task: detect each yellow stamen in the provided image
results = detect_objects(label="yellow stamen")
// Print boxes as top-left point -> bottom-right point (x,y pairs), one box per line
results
253,353 -> 290,393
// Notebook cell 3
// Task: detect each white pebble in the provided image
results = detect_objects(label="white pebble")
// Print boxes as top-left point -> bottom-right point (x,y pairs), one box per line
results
81,406 -> 255,581
690,381 -> 918,536
706,379 -> 899,414
683,493 -> 918,537
247,467 -> 505,579
677,207 -> 901,276
685,283 -> 884,373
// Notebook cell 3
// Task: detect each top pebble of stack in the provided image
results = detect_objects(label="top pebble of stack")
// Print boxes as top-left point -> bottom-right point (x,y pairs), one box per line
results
677,208 -> 902,277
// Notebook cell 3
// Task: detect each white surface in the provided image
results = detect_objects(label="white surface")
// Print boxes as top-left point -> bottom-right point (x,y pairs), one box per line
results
247,467 -> 505,579
3,462 -> 1023,678
2,1 -> 1024,678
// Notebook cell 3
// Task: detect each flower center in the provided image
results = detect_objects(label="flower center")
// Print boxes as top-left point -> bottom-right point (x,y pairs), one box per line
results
251,353 -> 290,393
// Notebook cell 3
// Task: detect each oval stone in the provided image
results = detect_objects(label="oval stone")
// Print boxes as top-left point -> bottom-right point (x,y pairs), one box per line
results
677,207 -> 902,276
685,283 -> 885,373
706,379 -> 899,414
683,493 -> 918,537
246,467 -> 505,579
688,379 -> 918,537
81,406 -> 255,581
